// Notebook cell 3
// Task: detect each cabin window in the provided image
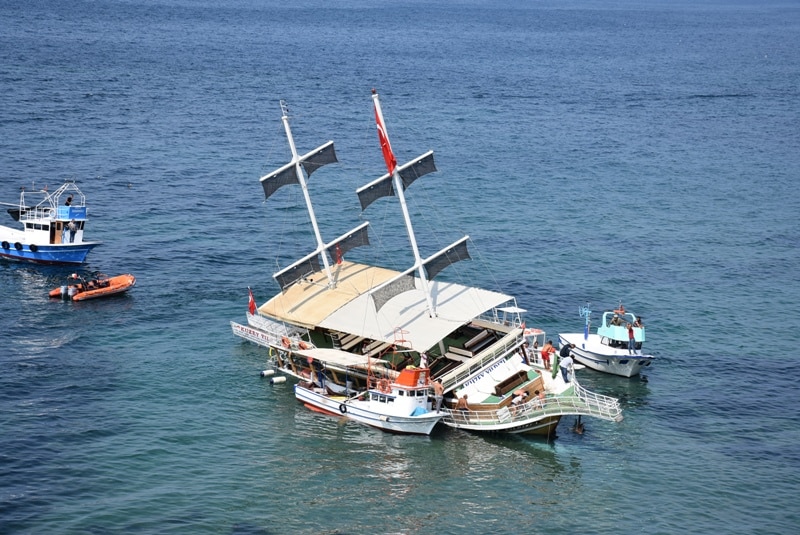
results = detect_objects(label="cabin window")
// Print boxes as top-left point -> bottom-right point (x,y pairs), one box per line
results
398,391 -> 405,397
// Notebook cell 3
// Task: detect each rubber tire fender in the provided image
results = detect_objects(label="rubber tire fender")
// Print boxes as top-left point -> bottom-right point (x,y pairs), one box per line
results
339,404 -> 347,414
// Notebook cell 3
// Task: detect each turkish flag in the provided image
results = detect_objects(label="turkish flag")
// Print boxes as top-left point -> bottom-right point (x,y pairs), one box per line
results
248,287 -> 256,315
375,105 -> 397,174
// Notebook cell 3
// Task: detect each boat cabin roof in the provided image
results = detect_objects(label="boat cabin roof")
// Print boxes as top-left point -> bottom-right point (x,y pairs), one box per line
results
260,259 -> 513,352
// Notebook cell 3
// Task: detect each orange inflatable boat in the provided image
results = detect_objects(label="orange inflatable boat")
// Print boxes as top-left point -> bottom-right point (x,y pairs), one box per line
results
49,273 -> 136,301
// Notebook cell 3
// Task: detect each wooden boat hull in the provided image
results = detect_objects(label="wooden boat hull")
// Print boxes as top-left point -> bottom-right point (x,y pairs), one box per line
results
49,274 -> 136,301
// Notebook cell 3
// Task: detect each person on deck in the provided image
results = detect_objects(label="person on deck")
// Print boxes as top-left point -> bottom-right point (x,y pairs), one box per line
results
67,219 -> 77,243
432,379 -> 444,413
559,353 -> 574,383
627,323 -> 636,354
541,340 -> 556,370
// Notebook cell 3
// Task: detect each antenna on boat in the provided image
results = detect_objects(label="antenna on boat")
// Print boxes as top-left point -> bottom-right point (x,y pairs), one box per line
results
371,90 -> 436,317
279,100 -> 335,287
579,303 -> 592,346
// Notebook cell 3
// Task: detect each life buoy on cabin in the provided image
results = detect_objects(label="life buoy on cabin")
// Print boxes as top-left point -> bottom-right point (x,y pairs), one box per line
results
281,336 -> 290,348
379,378 -> 391,393
29,244 -> 38,253
1,241 -> 9,249
14,242 -> 23,251
339,404 -> 347,414
299,341 -> 308,350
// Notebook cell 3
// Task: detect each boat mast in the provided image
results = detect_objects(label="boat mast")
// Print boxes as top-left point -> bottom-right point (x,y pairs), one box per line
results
371,90 -> 436,317
280,100 -> 334,287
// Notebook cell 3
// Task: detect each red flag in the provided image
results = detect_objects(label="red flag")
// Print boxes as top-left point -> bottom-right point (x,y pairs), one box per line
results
248,287 -> 256,315
375,104 -> 396,174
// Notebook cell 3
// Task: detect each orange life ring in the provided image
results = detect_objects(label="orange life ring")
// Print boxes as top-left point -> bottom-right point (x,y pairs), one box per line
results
299,341 -> 308,350
281,336 -> 290,348
379,378 -> 391,393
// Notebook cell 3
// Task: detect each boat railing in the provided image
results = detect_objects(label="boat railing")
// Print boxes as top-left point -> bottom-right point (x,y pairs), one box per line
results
573,380 -> 624,422
438,328 -> 523,393
19,206 -> 56,222
240,313 -> 312,349
440,382 -> 623,427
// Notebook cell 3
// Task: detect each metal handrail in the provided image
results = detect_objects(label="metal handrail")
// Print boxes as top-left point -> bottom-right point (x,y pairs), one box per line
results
440,380 -> 623,427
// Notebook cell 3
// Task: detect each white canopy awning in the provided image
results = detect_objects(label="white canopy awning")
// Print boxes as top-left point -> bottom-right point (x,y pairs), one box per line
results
260,260 -> 514,352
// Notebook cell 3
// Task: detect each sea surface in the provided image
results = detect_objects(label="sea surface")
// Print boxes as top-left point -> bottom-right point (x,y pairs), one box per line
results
2,1 -> 799,533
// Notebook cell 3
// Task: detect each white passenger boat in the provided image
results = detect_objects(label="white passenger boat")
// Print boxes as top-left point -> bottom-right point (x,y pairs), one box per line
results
559,304 -> 655,378
295,366 -> 443,435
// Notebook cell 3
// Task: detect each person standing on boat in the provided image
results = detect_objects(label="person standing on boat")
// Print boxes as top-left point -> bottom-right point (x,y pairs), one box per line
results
432,379 -> 444,413
559,352 -> 574,383
65,195 -> 73,206
419,351 -> 428,369
559,343 -> 576,361
67,219 -> 77,243
541,340 -> 556,370
627,323 -> 636,354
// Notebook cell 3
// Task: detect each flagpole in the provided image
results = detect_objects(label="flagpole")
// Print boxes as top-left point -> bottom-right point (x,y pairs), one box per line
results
371,90 -> 436,317
280,101 -> 334,286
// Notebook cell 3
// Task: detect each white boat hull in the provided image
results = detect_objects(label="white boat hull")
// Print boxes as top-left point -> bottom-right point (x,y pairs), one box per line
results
559,333 -> 654,378
294,384 -> 443,436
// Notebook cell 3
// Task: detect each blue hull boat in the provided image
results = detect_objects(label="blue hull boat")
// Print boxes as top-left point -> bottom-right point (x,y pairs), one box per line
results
0,182 -> 101,265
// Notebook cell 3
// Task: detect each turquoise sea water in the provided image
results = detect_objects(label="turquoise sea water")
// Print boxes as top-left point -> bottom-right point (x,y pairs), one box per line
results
2,1 -> 799,533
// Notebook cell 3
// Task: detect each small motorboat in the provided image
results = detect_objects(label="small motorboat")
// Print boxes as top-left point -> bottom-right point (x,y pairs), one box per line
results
559,304 -> 655,378
49,273 -> 136,301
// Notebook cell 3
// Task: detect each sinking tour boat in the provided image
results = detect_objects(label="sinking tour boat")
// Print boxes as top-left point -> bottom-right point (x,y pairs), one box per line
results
559,304 -> 655,378
295,365 -> 444,435
439,328 -> 622,435
232,91 -> 622,435
49,273 -> 136,301
0,181 -> 101,264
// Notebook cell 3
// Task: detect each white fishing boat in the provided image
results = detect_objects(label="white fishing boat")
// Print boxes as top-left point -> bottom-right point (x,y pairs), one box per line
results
0,181 -> 101,264
559,304 -> 655,378
295,365 -> 444,435
232,91 -> 622,435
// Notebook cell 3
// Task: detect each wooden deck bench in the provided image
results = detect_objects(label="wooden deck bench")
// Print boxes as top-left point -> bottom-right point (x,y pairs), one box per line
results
445,351 -> 471,363
448,346 -> 474,358
340,336 -> 365,351
464,329 -> 490,350
493,370 -> 529,397
365,342 -> 392,359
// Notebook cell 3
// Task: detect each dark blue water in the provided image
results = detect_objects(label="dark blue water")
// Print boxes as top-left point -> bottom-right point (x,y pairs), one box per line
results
2,1 -> 799,533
